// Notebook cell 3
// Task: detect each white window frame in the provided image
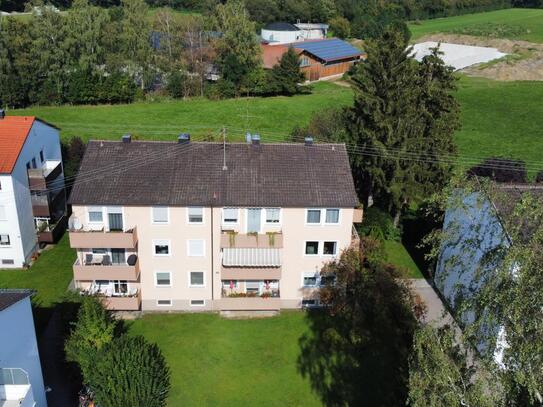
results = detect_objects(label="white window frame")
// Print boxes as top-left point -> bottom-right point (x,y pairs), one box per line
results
153,239 -> 171,257
187,207 -> 204,224
265,208 -> 281,225
324,208 -> 341,225
151,206 -> 170,224
156,299 -> 172,307
302,271 -> 319,288
187,239 -> 205,257
188,271 -> 206,288
87,206 -> 104,224
190,299 -> 205,307
322,240 -> 339,257
222,208 -> 239,225
304,241 -> 320,256
154,271 -> 172,287
305,209 -> 322,225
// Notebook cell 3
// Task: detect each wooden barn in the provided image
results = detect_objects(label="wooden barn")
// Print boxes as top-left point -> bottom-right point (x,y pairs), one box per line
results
261,38 -> 365,82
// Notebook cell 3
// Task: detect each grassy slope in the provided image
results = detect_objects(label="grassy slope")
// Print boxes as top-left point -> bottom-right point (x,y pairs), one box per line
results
0,235 -> 75,307
16,78 -> 543,173
455,77 -> 543,174
409,8 -> 543,42
129,311 -> 320,407
15,82 -> 352,142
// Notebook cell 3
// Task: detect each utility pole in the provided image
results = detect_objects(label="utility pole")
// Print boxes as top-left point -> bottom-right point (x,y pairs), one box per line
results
222,126 -> 227,171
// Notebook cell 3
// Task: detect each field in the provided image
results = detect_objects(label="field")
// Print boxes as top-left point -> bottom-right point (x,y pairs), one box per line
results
129,312 -> 320,407
15,82 -> 351,142
14,77 -> 543,174
409,8 -> 543,43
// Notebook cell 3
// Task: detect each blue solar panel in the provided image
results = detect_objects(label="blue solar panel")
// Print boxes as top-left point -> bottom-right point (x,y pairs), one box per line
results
294,38 -> 362,62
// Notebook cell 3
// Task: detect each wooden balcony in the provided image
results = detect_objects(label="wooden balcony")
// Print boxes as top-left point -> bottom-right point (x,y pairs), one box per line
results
37,215 -> 66,243
101,292 -> 141,311
217,297 -> 281,311
220,232 -> 283,248
221,266 -> 281,280
69,227 -> 138,249
27,160 -> 62,191
73,258 -> 140,281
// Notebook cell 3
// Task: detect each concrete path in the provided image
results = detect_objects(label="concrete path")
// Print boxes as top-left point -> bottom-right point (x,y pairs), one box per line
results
409,278 -> 456,327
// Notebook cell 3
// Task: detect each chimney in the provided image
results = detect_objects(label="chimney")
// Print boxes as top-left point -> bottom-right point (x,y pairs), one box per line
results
245,132 -> 252,144
251,134 -> 260,146
178,133 -> 190,144
0,109 -> 5,119
122,134 -> 131,143
304,136 -> 314,146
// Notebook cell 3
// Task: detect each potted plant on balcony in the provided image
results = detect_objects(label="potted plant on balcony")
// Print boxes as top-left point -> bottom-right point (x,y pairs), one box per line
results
227,231 -> 238,247
266,232 -> 279,247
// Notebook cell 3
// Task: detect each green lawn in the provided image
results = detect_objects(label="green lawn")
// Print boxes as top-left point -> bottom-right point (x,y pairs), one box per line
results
409,8 -> 543,42
455,76 -> 543,175
383,240 -> 423,278
128,311 -> 320,407
13,77 -> 543,173
0,235 -> 75,308
14,82 -> 352,142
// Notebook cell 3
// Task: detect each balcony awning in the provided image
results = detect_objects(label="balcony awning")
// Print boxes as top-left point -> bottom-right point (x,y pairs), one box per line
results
223,248 -> 281,267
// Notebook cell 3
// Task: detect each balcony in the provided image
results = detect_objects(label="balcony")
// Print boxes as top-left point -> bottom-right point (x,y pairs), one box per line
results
221,266 -> 281,280
37,215 -> 66,243
102,292 -> 141,311
217,297 -> 281,311
27,159 -> 62,190
69,226 -> 138,249
220,232 -> 283,248
73,256 -> 140,281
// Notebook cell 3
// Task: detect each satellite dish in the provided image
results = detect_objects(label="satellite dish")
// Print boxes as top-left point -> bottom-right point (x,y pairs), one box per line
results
70,217 -> 82,231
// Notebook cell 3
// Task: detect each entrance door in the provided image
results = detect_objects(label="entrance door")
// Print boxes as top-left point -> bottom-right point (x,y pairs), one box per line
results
247,208 -> 261,233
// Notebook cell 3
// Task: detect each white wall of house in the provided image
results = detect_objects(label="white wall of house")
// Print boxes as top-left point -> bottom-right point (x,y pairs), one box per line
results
0,120 -> 62,268
0,297 -> 47,407
435,191 -> 509,355
261,29 -> 302,44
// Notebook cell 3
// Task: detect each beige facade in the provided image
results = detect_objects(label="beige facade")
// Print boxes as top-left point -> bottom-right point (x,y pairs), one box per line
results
69,205 -> 362,311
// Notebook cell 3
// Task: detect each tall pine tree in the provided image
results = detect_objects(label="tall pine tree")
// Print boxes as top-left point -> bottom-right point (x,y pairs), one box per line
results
346,29 -> 458,223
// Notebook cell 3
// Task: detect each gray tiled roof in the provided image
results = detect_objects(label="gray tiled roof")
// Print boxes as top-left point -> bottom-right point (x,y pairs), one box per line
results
69,141 -> 359,208
0,289 -> 33,312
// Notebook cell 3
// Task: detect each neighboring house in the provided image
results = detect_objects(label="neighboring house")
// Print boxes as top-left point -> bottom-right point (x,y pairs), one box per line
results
67,135 -> 362,312
0,289 -> 47,407
435,183 -> 541,361
261,38 -> 364,82
0,114 -> 67,268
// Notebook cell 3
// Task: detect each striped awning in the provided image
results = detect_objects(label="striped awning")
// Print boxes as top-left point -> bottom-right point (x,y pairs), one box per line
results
223,248 -> 281,267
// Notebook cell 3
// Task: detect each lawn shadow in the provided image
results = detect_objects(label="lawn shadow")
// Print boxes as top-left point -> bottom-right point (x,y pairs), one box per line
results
297,308 -> 414,407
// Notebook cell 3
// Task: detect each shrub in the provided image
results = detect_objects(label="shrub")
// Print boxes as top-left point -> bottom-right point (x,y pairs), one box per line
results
359,206 -> 401,241
166,71 -> 187,98
88,335 -> 170,407
65,296 -> 117,381
329,16 -> 351,39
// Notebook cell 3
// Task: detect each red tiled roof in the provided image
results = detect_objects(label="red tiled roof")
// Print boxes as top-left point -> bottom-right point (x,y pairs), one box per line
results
260,44 -> 302,69
0,116 -> 36,174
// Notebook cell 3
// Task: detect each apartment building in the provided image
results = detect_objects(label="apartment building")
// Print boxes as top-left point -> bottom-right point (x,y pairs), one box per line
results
0,114 -> 67,268
0,289 -> 47,407
68,135 -> 362,311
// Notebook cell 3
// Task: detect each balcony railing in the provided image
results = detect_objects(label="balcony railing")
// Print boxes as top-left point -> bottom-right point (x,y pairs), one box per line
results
220,232 -> 283,248
217,296 -> 281,311
69,217 -> 138,249
81,288 -> 141,311
73,256 -> 140,281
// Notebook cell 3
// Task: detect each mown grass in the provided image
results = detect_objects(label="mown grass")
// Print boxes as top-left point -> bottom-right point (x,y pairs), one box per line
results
0,235 -> 75,308
409,8 -> 543,43
13,77 -> 543,173
383,240 -> 424,279
128,311 -> 320,407
15,82 -> 352,142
